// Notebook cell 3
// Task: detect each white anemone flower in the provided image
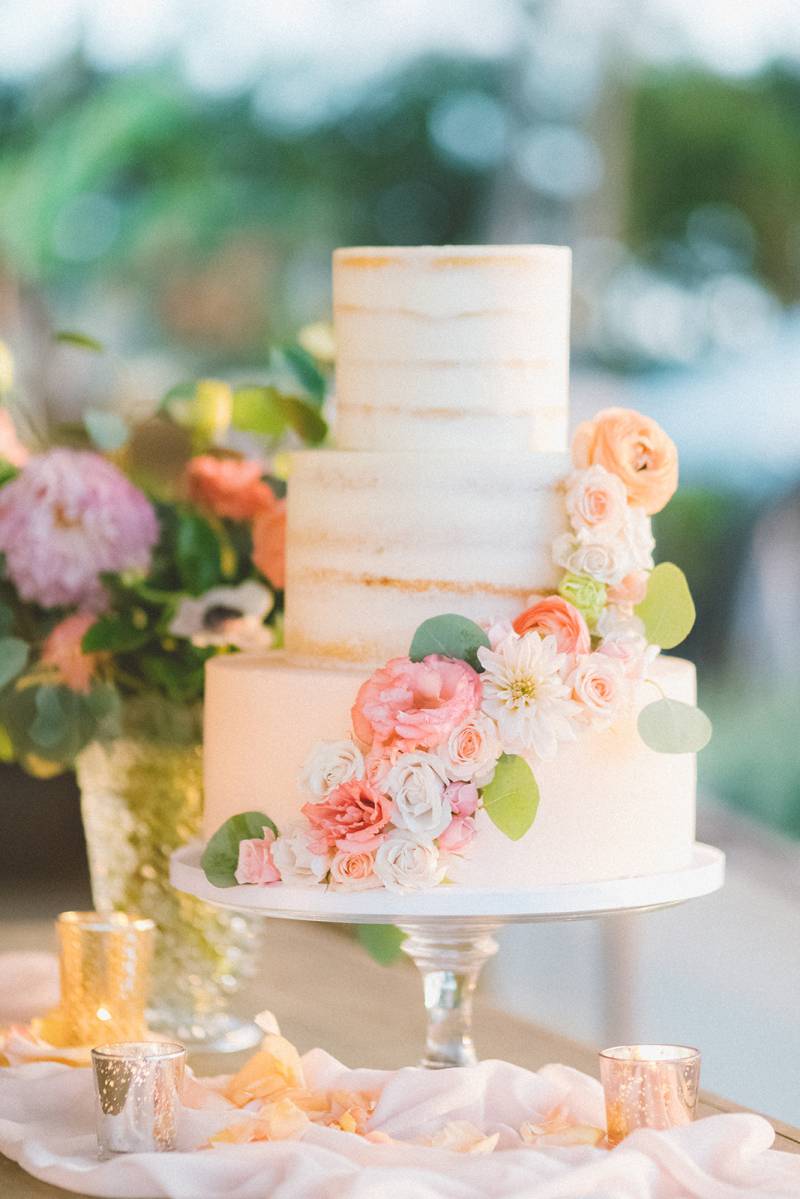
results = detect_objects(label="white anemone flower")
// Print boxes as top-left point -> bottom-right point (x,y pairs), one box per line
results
169,580 -> 274,650
477,632 -> 580,759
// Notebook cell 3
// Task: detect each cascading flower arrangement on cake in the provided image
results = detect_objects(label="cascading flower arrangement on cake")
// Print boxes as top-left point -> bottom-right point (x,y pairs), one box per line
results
202,405 -> 712,896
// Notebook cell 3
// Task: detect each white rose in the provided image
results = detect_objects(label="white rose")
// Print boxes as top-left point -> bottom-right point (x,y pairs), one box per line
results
553,527 -> 631,586
300,739 -> 364,800
374,830 -> 447,892
597,624 -> 660,682
568,652 -> 631,730
565,465 -> 628,534
596,606 -> 646,640
271,824 -> 330,886
438,712 -> 501,786
620,507 -> 655,573
329,847 -> 381,892
384,752 -> 451,839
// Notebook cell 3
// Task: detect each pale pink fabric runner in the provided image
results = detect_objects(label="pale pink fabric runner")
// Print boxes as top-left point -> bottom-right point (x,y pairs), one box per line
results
1,1050 -> 799,1198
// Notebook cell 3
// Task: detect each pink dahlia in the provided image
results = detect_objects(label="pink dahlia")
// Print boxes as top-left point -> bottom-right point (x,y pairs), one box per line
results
0,449 -> 158,610
352,655 -> 483,753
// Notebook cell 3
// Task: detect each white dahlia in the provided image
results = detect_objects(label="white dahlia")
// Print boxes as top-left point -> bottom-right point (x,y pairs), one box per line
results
477,632 -> 580,760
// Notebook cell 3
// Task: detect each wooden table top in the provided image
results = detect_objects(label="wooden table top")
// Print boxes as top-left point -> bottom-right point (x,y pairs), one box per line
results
2,917 -> 798,1198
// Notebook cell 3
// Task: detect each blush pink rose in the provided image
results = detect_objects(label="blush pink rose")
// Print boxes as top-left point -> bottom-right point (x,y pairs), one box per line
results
41,612 -> 100,694
352,655 -> 482,752
302,778 -> 393,852
438,815 -> 477,854
252,499 -> 287,590
186,455 -> 275,521
329,847 -> 380,891
513,596 -> 591,657
234,828 -> 281,885
572,407 -> 678,515
565,466 -> 627,532
443,780 -> 479,818
606,571 -> 648,609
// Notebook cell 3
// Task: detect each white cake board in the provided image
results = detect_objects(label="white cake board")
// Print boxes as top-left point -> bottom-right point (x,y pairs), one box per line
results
170,841 -> 725,925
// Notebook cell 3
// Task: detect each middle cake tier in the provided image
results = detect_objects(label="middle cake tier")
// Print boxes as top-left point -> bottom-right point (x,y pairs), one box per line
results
284,449 -> 570,665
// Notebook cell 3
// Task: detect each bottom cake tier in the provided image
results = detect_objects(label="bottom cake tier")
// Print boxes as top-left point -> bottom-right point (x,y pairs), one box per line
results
202,652 -> 696,889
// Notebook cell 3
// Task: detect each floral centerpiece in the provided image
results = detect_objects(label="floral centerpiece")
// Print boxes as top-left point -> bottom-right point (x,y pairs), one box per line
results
0,332 -> 331,1043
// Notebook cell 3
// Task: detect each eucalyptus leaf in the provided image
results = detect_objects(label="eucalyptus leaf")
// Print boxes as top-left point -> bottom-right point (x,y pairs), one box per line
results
30,686 -> 69,749
54,330 -> 104,352
638,698 -> 713,754
201,811 -> 279,888
635,562 -> 696,649
280,395 -> 327,445
280,344 -> 326,405
356,924 -> 405,966
232,386 -> 287,438
176,511 -> 221,594
84,409 -> 129,451
0,602 -> 12,637
0,636 -> 28,688
409,614 -> 490,672
480,753 -> 539,841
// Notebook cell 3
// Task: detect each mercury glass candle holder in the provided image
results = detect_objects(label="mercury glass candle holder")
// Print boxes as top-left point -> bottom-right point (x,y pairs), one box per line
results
57,911 -> 155,1047
92,1041 -> 185,1156
599,1044 -> 701,1147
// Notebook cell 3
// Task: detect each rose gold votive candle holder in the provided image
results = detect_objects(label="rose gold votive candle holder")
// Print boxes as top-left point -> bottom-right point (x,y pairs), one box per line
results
599,1044 -> 701,1147
92,1041 -> 185,1156
57,911 -> 155,1047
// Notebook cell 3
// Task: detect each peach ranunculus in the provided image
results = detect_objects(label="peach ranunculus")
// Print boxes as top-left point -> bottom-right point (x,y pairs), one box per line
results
234,828 -> 281,886
41,612 -> 99,694
606,570 -> 649,610
301,778 -> 392,852
252,499 -> 287,590
571,407 -> 678,515
186,455 -> 275,521
513,596 -> 591,657
352,655 -> 482,753
0,409 -> 28,468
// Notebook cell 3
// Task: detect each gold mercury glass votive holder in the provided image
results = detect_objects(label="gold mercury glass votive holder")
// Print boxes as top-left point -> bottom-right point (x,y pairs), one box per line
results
57,911 -> 155,1047
92,1041 -> 186,1156
599,1044 -> 701,1147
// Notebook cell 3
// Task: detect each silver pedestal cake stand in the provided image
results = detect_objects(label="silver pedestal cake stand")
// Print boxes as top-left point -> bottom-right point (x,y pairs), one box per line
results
171,842 -> 724,1069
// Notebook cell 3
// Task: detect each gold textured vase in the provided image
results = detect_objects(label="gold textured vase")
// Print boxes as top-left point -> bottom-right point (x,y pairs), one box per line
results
76,697 -> 261,1052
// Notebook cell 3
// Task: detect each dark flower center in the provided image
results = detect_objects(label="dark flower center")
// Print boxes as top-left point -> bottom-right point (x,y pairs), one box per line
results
203,604 -> 243,630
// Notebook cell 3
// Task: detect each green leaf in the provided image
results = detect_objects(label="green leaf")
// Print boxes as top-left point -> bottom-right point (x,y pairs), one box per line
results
409,614 -> 490,672
54,330 -> 104,352
201,811 -> 279,888
232,385 -> 287,438
280,344 -> 326,405
82,615 -> 149,654
30,686 -> 69,749
0,459 -> 19,486
638,698 -> 713,754
0,602 -> 13,638
280,395 -> 328,445
481,753 -> 540,841
635,562 -> 696,649
356,924 -> 405,966
0,636 -> 28,688
84,409 -> 129,451
176,511 -> 222,595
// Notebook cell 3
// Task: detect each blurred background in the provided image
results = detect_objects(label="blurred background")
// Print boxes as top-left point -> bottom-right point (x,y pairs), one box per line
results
1,0 -> 799,1120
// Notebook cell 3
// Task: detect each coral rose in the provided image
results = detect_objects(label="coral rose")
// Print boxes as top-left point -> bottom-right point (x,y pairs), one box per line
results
186,455 -> 274,521
252,499 -> 287,589
513,596 -> 591,656
572,407 -> 678,514
352,655 -> 482,753
41,612 -> 99,694
301,778 -> 392,852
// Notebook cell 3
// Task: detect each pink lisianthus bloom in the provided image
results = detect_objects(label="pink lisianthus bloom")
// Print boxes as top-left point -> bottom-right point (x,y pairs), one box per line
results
443,780 -> 479,817
186,455 -> 275,521
513,596 -> 591,658
234,827 -> 281,885
0,410 -> 28,468
252,499 -> 287,590
301,778 -> 393,852
438,815 -> 477,855
41,612 -> 99,694
352,655 -> 482,753
0,449 -> 158,610
606,570 -> 649,610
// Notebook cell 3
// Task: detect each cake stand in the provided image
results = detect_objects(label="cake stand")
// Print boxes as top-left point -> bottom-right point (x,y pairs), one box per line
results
170,842 -> 724,1069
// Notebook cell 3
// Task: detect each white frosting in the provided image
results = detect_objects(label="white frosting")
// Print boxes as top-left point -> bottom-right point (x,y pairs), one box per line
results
203,654 -> 696,886
284,450 -> 569,664
334,246 -> 570,453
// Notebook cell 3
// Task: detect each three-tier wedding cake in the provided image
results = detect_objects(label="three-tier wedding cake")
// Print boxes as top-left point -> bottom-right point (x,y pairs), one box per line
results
201,246 -> 704,895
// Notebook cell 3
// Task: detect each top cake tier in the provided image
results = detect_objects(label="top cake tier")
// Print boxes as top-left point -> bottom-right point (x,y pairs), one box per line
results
333,245 -> 571,453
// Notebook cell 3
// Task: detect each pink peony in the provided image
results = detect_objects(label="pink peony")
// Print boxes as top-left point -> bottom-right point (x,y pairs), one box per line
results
438,815 -> 477,855
41,612 -> 99,694
513,596 -> 591,657
352,655 -> 482,753
186,455 -> 274,521
0,449 -> 158,610
234,828 -> 281,885
607,570 -> 649,610
302,778 -> 393,852
252,499 -> 287,590
0,410 -> 28,468
443,780 -> 479,817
